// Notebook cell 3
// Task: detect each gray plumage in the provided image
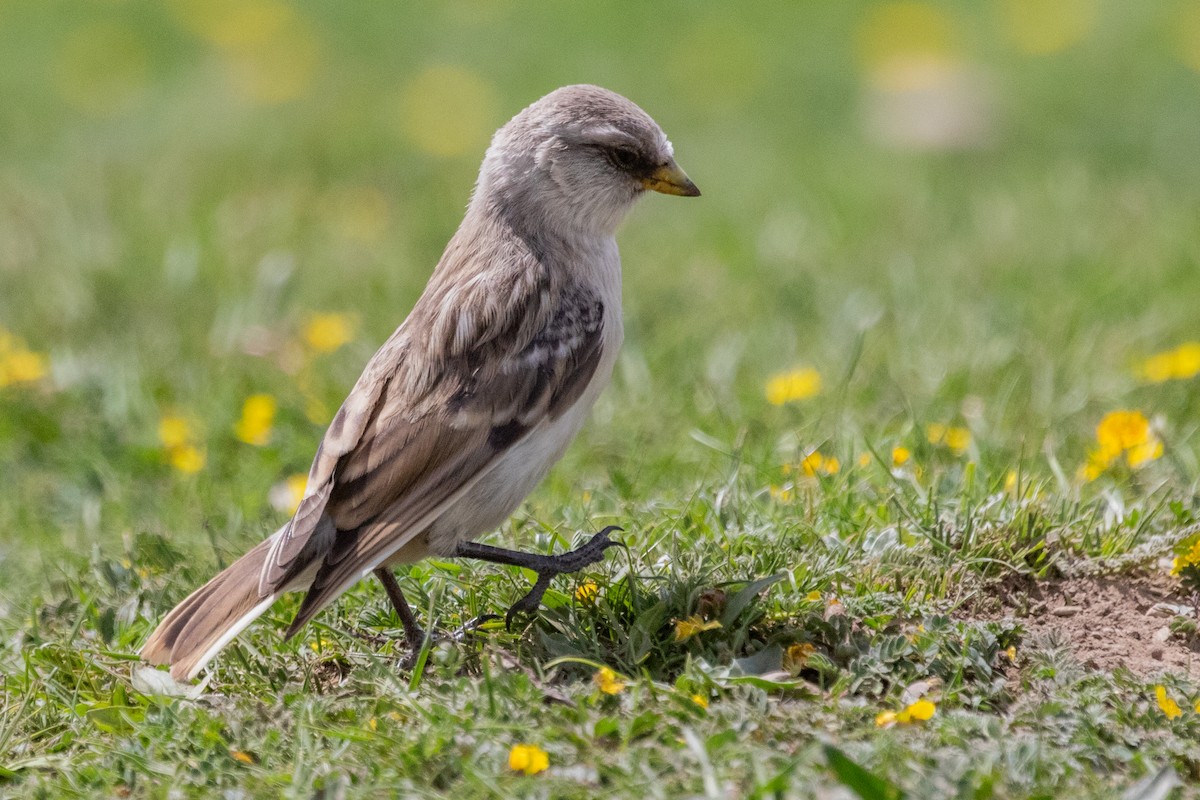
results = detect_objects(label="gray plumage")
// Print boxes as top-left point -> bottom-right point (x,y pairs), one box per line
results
141,85 -> 699,680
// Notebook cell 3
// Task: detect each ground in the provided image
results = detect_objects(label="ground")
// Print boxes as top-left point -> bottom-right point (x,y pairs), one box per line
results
977,573 -> 1200,679
3,2 -> 1200,799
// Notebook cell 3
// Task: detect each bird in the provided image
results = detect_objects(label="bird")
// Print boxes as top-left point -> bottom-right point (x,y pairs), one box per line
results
141,84 -> 700,681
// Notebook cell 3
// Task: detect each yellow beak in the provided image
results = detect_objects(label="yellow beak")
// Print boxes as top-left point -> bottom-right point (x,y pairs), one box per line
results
641,160 -> 701,197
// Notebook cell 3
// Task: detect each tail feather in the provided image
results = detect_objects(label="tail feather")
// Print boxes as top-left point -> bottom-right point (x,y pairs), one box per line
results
141,538 -> 279,681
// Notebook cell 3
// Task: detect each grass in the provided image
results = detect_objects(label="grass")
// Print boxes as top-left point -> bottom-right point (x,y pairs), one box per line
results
4,1 -> 1200,797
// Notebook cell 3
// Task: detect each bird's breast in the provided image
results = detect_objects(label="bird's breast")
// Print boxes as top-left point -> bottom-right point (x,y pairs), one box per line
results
422,240 -> 624,555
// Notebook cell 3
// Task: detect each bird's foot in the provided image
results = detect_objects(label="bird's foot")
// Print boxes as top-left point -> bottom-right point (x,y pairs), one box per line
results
454,526 -> 624,629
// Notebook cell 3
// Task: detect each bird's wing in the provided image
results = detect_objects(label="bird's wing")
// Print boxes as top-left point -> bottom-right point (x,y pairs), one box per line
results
261,256 -> 607,629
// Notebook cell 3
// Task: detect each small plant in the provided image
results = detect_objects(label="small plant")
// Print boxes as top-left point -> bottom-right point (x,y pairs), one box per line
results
1170,534 -> 1200,593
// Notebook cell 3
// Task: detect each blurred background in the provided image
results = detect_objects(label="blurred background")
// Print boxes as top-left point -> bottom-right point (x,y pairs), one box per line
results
2,1 -> 1200,579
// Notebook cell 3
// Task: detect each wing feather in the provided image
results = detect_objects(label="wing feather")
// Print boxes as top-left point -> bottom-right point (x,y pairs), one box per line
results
283,288 -> 606,633
255,218 -> 608,630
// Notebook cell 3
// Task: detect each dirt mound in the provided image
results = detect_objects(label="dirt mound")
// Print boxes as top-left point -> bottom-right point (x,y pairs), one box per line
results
975,573 -> 1200,679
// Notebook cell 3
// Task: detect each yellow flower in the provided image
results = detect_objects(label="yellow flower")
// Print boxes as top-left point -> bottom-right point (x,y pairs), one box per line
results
158,414 -> 193,450
507,743 -> 549,776
1139,354 -> 1174,384
855,2 -> 963,91
302,312 -> 355,354
575,580 -> 599,603
234,393 -> 277,446
691,693 -> 709,709
765,367 -> 822,405
1082,450 -> 1111,482
892,446 -> 911,466
1085,410 -> 1163,480
800,451 -> 840,477
229,749 -> 255,765
1156,685 -> 1182,719
159,412 -> 206,473
805,591 -> 822,602
593,667 -> 626,695
168,444 -> 206,474
768,484 -> 794,503
366,717 -> 378,731
288,473 -> 307,505
857,452 -> 872,468
1004,470 -> 1018,493
1137,342 -> 1200,384
783,643 -> 815,674
877,698 -> 937,727
269,473 -> 309,514
1171,539 -> 1200,576
927,424 -> 971,455
674,615 -> 722,642
1004,646 -> 1017,662
943,427 -> 970,454
0,346 -> 49,387
1127,439 -> 1164,468
7,350 -> 49,382
172,0 -> 322,105
897,698 -> 936,722
1097,410 -> 1153,451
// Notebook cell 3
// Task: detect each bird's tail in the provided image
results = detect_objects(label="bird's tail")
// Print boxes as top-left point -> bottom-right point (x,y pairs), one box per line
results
141,537 -> 280,681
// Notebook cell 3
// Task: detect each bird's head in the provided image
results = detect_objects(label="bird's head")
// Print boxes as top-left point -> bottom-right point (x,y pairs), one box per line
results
474,85 -> 699,237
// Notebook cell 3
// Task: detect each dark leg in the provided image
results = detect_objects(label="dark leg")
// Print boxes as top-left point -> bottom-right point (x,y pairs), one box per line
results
454,526 -> 623,628
373,567 -> 426,651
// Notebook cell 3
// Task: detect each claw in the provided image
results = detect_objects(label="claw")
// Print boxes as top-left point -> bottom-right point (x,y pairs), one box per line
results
505,574 -> 554,630
503,527 -> 623,628
455,526 -> 626,630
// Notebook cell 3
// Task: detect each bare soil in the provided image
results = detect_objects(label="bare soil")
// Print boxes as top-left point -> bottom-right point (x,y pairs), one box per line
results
972,572 -> 1200,678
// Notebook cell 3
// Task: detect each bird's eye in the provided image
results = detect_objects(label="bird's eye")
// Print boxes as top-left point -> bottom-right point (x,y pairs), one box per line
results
607,146 -> 640,171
